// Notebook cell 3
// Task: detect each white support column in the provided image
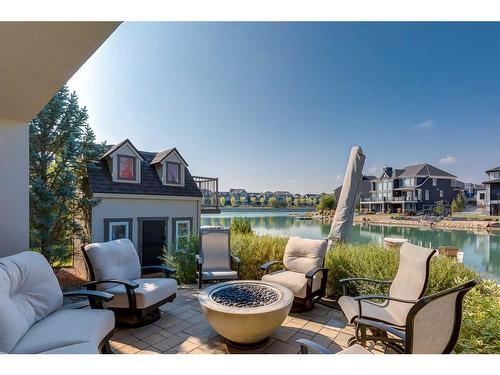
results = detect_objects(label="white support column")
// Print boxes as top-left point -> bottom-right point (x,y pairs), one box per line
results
0,119 -> 29,257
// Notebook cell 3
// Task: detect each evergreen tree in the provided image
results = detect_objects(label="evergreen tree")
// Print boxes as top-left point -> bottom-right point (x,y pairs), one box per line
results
29,86 -> 104,267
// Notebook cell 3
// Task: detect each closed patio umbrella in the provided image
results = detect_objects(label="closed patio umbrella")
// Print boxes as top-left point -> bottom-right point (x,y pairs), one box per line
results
328,145 -> 366,242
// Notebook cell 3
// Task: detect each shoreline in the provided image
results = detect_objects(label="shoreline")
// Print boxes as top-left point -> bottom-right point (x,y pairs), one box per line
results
313,214 -> 500,232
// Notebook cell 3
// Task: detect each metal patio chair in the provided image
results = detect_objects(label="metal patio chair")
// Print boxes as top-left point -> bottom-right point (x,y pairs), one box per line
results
298,280 -> 477,354
196,227 -> 240,288
338,241 -> 436,343
261,236 -> 328,311
82,238 -> 177,327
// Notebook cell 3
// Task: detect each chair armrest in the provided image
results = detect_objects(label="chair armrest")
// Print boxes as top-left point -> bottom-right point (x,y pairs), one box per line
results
142,265 -> 176,278
305,267 -> 328,279
260,260 -> 283,273
63,290 -> 114,309
339,277 -> 393,285
296,339 -> 332,354
353,295 -> 418,304
195,255 -> 203,265
356,318 -> 406,340
84,279 -> 139,290
230,255 -> 241,264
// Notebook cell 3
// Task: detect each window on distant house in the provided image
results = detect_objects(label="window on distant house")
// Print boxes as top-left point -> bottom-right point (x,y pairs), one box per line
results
417,189 -> 422,201
173,218 -> 192,251
440,190 -> 443,198
480,193 -> 485,200
117,155 -> 135,180
425,190 -> 429,200
105,219 -> 132,241
432,178 -> 437,186
166,162 -> 180,184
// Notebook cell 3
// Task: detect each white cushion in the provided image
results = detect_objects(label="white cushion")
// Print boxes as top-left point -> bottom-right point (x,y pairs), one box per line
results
84,239 -> 141,289
104,278 -> 177,309
11,308 -> 115,354
0,251 -> 63,353
338,295 -> 410,327
201,270 -> 238,280
283,236 -> 328,275
200,229 -> 231,271
262,270 -> 322,299
40,342 -> 100,354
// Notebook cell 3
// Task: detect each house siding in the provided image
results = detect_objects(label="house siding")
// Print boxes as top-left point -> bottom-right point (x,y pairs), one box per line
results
91,196 -> 200,253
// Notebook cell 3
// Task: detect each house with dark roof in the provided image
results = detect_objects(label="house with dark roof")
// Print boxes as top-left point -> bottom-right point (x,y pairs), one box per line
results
334,175 -> 377,204
483,166 -> 500,216
359,163 -> 457,214
86,139 -> 205,266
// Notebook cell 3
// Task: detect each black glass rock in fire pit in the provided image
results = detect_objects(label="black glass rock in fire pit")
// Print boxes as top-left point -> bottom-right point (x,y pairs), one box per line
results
211,283 -> 279,308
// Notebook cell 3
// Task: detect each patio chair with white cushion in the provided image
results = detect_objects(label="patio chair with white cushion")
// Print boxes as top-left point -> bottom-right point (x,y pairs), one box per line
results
196,227 -> 240,288
0,251 -> 115,354
337,242 -> 436,345
297,280 -> 477,354
82,238 -> 177,327
261,236 -> 328,311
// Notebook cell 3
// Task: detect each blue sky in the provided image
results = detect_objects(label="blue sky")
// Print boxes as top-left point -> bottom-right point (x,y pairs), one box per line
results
68,22 -> 500,193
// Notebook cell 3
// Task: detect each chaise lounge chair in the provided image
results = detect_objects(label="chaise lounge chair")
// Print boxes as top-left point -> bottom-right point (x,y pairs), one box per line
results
261,236 -> 328,311
82,239 -> 177,327
0,251 -> 115,354
297,280 -> 477,354
338,242 -> 435,341
196,227 -> 240,288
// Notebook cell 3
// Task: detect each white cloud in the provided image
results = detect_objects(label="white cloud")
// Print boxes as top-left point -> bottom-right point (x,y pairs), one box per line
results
439,155 -> 458,165
416,119 -> 433,129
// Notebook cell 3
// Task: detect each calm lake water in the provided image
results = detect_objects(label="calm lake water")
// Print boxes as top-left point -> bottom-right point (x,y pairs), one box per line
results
202,210 -> 500,281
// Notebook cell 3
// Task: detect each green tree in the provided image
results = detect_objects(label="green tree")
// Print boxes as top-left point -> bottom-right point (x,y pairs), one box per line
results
250,196 -> 257,206
268,196 -> 279,207
29,86 -> 104,267
219,196 -> 226,206
259,196 -> 266,206
317,194 -> 337,211
452,198 -> 459,214
285,196 -> 292,207
230,196 -> 237,207
293,197 -> 300,206
240,196 -> 247,205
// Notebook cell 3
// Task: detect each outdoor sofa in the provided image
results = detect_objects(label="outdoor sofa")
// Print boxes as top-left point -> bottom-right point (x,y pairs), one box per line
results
0,251 -> 115,354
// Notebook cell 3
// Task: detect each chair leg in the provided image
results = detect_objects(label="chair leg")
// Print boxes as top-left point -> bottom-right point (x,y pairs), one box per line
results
198,275 -> 202,289
100,341 -> 113,354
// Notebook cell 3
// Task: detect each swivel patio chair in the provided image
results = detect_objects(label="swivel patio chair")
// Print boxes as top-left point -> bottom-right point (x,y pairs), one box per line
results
297,280 -> 477,354
82,238 -> 177,327
196,227 -> 240,288
261,236 -> 328,311
338,242 -> 435,337
0,251 -> 115,354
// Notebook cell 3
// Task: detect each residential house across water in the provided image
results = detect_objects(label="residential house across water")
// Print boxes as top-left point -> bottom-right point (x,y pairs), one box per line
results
483,166 -> 500,216
360,163 -> 457,214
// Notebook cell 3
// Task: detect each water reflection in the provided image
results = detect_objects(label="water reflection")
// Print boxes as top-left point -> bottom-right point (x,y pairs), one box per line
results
202,212 -> 500,280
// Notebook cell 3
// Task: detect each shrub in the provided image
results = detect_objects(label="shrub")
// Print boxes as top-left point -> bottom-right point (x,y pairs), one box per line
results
231,234 -> 288,280
161,235 -> 199,284
230,217 -> 253,234
454,279 -> 500,354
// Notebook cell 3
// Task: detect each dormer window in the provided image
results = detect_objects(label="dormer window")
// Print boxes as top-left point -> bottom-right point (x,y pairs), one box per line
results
166,162 -> 180,184
117,155 -> 136,181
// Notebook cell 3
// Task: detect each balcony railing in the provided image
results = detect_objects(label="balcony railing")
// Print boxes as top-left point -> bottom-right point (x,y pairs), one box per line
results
361,196 -> 418,203
193,176 -> 220,214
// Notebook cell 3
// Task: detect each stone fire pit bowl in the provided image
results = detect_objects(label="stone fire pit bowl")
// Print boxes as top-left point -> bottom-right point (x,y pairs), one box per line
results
198,280 -> 294,348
